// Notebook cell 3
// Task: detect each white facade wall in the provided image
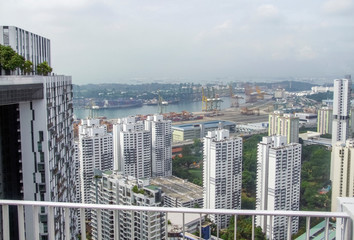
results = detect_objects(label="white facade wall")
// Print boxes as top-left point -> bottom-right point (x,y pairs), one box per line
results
90,171 -> 166,240
331,139 -> 354,211
268,111 -> 282,136
350,108 -> 354,138
332,78 -> 351,145
203,129 -> 242,228
0,76 -> 76,239
256,136 -> 301,239
317,107 -> 333,135
269,112 -> 299,143
78,119 -> 113,205
145,115 -> 172,177
113,117 -> 151,178
0,26 -> 51,75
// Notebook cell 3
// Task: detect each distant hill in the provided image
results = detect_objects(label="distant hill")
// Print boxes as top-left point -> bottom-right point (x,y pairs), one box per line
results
259,81 -> 318,92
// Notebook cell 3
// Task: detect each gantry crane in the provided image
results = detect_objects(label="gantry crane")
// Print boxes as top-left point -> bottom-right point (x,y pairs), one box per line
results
229,85 -> 239,108
158,90 -> 168,114
202,87 -> 223,112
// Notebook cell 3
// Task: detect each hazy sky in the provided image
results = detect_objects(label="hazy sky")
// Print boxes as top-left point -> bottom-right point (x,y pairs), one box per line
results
1,0 -> 354,84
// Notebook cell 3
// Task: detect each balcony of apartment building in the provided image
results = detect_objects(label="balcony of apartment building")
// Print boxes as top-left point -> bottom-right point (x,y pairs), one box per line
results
1,197 -> 354,240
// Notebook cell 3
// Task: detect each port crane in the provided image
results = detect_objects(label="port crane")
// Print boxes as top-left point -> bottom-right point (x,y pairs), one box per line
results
158,90 -> 168,114
202,87 -> 222,112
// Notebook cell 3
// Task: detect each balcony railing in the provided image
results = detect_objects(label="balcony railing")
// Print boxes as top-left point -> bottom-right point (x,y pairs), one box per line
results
0,199 -> 353,240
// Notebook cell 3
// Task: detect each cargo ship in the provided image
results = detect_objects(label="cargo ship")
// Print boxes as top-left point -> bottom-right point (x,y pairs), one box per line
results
86,99 -> 143,109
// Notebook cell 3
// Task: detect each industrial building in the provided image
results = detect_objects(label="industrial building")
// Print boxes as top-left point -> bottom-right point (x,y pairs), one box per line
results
172,120 -> 236,142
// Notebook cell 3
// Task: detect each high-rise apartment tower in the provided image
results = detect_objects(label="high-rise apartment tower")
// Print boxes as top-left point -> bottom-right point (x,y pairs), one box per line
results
331,139 -> 354,211
203,129 -> 242,228
145,115 -> 172,177
256,136 -> 301,239
269,111 -> 299,143
317,107 -> 333,135
113,117 -> 151,178
0,75 -> 76,239
77,119 -> 113,205
90,170 -> 166,240
332,77 -> 352,145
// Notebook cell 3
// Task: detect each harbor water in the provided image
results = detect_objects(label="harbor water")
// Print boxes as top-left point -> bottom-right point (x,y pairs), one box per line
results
74,96 -> 245,119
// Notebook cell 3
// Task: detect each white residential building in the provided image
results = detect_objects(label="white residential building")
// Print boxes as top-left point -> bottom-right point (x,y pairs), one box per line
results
331,139 -> 354,211
145,115 -> 172,177
332,77 -> 351,145
269,111 -> 299,143
0,75 -> 76,239
350,108 -> 354,138
203,129 -> 242,228
78,119 -> 113,205
90,170 -> 166,240
317,107 -> 333,135
256,136 -> 302,239
113,117 -> 151,178
0,26 -> 51,75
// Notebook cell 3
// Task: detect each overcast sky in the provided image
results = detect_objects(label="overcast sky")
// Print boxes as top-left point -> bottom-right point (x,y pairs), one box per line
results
1,0 -> 354,84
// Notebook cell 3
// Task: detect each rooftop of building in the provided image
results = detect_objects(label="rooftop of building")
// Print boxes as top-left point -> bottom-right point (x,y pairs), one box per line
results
295,220 -> 336,240
150,176 -> 203,203
0,75 -> 69,85
172,120 -> 235,131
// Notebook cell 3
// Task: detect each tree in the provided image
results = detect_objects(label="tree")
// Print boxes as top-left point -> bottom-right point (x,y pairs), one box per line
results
22,60 -> 33,74
36,61 -> 53,76
182,145 -> 192,157
7,54 -> 25,71
0,44 -> 25,74
221,216 -> 266,240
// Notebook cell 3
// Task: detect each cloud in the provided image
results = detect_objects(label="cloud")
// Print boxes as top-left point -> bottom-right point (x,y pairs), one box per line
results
194,20 -> 233,42
18,0 -> 97,11
255,4 -> 280,21
215,20 -> 232,30
1,0 -> 354,83
322,0 -> 354,15
296,46 -> 317,60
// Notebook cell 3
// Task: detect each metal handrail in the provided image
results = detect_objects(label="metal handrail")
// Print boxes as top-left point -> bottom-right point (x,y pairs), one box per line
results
0,200 -> 349,218
0,200 -> 350,240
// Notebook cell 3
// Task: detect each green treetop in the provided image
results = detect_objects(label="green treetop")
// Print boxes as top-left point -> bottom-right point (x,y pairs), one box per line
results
0,44 -> 26,74
36,61 -> 53,76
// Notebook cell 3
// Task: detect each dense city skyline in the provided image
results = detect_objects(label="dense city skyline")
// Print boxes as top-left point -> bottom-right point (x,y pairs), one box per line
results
1,0 -> 354,84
